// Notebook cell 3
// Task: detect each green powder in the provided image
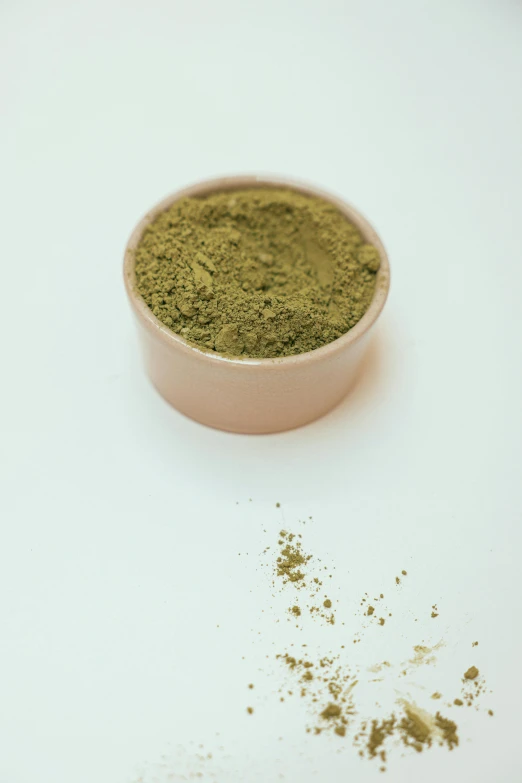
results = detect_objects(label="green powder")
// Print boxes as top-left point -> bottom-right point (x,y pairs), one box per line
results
134,188 -> 380,358
321,703 -> 342,720
276,530 -> 311,586
367,716 -> 396,758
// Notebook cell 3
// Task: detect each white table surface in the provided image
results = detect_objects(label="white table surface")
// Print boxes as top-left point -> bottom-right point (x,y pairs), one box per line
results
1,1 -> 521,781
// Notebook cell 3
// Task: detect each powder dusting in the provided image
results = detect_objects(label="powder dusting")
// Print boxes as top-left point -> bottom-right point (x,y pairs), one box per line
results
272,528 -> 335,625
277,652 -> 357,737
245,510 -> 493,772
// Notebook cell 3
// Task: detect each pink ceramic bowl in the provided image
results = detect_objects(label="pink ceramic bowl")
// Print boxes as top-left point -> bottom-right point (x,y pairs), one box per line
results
124,175 -> 390,434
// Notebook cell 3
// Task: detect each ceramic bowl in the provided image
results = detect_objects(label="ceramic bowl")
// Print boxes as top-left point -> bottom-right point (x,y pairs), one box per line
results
123,175 -> 390,434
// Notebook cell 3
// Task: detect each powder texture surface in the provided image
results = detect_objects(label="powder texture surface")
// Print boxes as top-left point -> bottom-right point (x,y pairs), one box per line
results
134,188 -> 380,358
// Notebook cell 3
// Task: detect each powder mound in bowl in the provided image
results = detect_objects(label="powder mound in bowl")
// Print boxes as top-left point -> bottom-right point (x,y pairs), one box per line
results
134,188 -> 381,359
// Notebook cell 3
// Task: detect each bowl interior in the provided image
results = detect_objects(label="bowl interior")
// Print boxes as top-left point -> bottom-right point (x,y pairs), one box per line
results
124,175 -> 390,366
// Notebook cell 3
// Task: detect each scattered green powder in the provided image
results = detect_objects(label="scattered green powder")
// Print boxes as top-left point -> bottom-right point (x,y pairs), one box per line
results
278,652 -> 356,736
321,703 -> 342,720
316,702 -> 348,737
276,530 -> 311,585
409,643 -> 442,667
400,705 -> 433,751
435,712 -> 459,750
134,188 -> 381,358
273,529 -> 334,623
367,716 -> 396,758
361,703 -> 458,764
262,517 -> 489,769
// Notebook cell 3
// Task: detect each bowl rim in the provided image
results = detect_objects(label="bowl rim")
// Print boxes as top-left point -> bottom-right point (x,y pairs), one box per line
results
123,174 -> 390,368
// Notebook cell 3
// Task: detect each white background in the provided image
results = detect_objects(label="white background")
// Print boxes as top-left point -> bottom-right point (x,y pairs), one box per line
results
1,1 -> 521,781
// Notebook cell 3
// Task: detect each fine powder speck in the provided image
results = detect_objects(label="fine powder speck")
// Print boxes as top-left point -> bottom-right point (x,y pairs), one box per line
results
134,188 -> 380,358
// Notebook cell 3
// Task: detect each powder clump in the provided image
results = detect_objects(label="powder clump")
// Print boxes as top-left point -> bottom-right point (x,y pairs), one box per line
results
134,188 -> 380,358
276,530 -> 311,586
367,716 -> 396,758
435,712 -> 459,750
400,705 -> 433,751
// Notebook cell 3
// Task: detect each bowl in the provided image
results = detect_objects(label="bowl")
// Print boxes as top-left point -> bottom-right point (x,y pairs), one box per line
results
123,175 -> 390,434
